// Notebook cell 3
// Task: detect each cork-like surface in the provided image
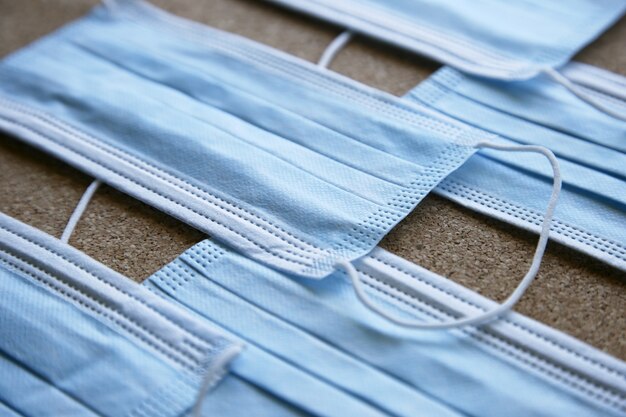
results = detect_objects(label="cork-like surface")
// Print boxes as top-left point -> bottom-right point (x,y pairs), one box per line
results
0,0 -> 624,359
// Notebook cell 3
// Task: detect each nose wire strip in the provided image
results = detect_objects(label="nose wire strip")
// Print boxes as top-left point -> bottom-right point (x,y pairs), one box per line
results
336,143 -> 562,330
60,179 -> 101,243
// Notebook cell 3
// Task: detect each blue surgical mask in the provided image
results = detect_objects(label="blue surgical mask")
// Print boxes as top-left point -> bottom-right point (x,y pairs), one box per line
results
144,238 -> 626,417
406,64 -> 626,271
264,0 -> 626,81
0,211 -> 243,416
0,0 -> 492,279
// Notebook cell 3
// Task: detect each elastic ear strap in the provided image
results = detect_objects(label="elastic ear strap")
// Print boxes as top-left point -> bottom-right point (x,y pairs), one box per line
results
192,344 -> 244,417
61,180 -> 101,243
543,68 -> 626,122
318,31 -> 353,69
336,142 -> 562,329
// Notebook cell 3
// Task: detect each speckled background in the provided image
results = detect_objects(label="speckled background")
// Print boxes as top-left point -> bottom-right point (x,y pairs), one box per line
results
0,0 -> 624,359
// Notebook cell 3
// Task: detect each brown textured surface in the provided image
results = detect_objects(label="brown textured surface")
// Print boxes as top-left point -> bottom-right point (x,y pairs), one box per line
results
0,0 -> 624,359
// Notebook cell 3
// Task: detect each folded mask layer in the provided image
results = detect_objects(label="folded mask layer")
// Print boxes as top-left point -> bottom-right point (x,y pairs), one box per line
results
0,0 -> 493,279
0,212 -> 242,417
144,239 -> 626,417
264,0 -> 626,80
406,65 -> 626,271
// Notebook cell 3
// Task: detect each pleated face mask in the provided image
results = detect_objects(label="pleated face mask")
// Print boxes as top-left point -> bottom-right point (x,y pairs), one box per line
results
0,212 -> 242,416
264,0 -> 626,81
0,0 -> 499,279
143,238 -> 626,417
406,64 -> 626,271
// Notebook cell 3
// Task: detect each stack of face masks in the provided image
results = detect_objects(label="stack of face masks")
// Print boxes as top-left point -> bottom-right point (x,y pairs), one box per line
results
0,212 -> 242,416
0,0 -> 624,416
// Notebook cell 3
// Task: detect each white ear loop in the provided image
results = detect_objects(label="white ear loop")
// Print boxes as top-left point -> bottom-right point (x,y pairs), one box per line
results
543,68 -> 626,122
61,179 -> 101,243
336,142 -> 561,329
192,344 -> 243,417
318,30 -> 353,69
